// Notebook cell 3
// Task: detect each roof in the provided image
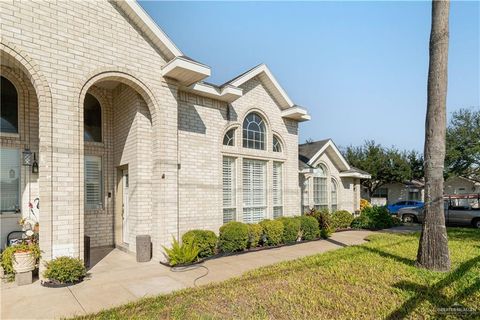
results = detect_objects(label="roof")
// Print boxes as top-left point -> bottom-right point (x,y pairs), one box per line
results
298,139 -> 371,179
298,139 -> 331,163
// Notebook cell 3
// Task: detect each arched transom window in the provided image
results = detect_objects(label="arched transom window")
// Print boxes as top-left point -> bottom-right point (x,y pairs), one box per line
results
0,76 -> 18,134
223,128 -> 235,146
272,135 -> 282,152
243,112 -> 266,150
84,93 -> 102,142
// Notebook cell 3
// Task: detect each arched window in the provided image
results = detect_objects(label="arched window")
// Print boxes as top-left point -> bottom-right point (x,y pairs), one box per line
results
331,178 -> 338,211
272,135 -> 282,152
313,164 -> 328,210
84,93 -> 102,142
223,128 -> 235,146
243,112 -> 266,150
1,76 -> 18,134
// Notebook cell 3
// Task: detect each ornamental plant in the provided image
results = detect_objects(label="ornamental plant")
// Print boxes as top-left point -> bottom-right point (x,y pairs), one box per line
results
331,210 -> 354,230
298,216 -> 320,240
162,237 -> 200,266
259,219 -> 284,246
247,223 -> 263,248
278,217 -> 301,243
43,256 -> 86,284
1,242 -> 41,277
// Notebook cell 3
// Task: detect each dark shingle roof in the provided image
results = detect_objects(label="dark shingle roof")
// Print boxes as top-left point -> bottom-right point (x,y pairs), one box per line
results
298,139 -> 331,163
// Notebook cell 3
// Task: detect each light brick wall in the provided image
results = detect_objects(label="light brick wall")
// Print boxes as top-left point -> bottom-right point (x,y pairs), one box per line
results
1,0 -> 180,261
177,76 -> 301,236
302,153 -> 359,213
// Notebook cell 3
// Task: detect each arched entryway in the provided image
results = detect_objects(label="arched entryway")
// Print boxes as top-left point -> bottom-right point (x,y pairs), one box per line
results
79,73 -> 157,263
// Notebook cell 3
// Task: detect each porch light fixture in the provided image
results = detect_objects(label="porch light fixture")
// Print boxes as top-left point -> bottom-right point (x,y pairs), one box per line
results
32,152 -> 39,174
22,148 -> 32,166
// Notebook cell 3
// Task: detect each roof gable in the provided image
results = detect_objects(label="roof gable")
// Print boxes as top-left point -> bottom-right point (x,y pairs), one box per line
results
299,139 -> 350,171
115,0 -> 182,61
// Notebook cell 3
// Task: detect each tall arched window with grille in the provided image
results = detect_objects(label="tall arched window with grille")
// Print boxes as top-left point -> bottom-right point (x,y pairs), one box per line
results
313,164 -> 328,210
242,112 -> 266,150
1,76 -> 18,134
331,178 -> 338,211
84,93 -> 102,142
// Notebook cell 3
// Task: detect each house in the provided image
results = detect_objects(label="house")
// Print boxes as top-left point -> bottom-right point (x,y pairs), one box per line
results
0,0 -> 310,263
299,139 -> 371,213
367,176 -> 479,205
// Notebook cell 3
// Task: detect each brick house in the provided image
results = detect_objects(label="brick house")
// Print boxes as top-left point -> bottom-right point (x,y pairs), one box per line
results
0,0 -> 311,262
299,139 -> 371,214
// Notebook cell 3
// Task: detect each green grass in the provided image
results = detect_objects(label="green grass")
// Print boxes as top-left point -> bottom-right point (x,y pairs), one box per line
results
75,228 -> 480,320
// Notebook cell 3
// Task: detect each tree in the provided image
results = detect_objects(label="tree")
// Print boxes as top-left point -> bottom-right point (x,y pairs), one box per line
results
416,0 -> 451,271
407,150 -> 424,180
344,140 -> 412,195
445,108 -> 480,181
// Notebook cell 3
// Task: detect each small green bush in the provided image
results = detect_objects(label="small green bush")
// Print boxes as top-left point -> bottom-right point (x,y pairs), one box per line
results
43,256 -> 86,283
247,224 -> 263,248
278,217 -> 301,243
218,222 -> 249,253
259,219 -> 284,246
299,216 -> 319,240
1,242 -> 41,276
163,237 -> 200,266
351,206 -> 395,230
307,209 -> 333,239
182,230 -> 217,258
331,210 -> 354,230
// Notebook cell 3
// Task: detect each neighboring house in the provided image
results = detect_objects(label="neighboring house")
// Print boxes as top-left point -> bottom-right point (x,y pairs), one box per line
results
0,0 -> 311,262
299,139 -> 371,214
366,176 -> 480,205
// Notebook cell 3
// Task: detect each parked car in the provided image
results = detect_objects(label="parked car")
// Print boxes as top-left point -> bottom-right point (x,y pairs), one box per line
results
387,200 -> 424,214
397,194 -> 480,228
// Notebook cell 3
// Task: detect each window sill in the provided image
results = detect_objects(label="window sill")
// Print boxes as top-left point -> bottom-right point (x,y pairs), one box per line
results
0,132 -> 20,138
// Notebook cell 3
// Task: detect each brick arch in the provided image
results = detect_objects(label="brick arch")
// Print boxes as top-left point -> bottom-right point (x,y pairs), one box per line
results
1,42 -> 54,263
77,69 -> 159,124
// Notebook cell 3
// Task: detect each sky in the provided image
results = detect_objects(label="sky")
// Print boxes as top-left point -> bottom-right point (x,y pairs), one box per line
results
139,0 -> 479,152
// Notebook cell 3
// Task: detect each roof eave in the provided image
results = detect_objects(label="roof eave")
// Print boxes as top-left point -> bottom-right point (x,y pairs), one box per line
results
161,57 -> 211,86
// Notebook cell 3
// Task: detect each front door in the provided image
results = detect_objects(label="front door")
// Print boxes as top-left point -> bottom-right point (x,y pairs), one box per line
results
122,169 -> 129,244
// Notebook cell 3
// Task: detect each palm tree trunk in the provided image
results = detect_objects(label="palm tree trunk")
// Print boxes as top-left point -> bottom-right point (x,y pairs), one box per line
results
416,0 -> 451,271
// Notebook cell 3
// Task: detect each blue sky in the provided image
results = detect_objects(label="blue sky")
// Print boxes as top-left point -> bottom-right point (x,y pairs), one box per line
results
139,1 -> 479,152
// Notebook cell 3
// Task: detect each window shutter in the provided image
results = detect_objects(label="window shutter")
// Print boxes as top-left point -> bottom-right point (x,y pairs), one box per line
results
243,159 -> 266,223
223,157 -> 236,223
85,155 -> 102,209
0,148 -> 20,212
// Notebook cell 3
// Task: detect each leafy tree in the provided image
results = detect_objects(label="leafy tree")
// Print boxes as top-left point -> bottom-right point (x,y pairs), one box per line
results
445,108 -> 480,181
417,0 -> 451,272
407,150 -> 424,180
344,140 -> 412,195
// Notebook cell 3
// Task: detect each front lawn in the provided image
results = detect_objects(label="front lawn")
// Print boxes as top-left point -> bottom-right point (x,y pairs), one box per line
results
76,228 -> 480,319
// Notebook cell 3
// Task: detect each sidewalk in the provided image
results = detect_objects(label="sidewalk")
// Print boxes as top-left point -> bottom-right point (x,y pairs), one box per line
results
1,230 -> 373,320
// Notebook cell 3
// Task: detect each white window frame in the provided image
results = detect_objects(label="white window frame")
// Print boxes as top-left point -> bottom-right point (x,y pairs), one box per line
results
222,156 -> 236,223
313,165 -> 328,210
84,155 -> 103,210
242,159 -> 267,223
273,162 -> 283,218
331,178 -> 338,212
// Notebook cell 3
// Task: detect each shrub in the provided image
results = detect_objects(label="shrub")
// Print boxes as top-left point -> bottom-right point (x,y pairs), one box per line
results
307,209 -> 332,239
1,242 -> 41,276
259,219 -> 284,246
351,206 -> 395,230
163,237 -> 200,266
182,230 -> 217,258
360,199 -> 372,211
218,222 -> 249,253
247,224 -> 263,248
278,217 -> 301,243
298,216 -> 319,240
331,210 -> 354,230
43,256 -> 86,283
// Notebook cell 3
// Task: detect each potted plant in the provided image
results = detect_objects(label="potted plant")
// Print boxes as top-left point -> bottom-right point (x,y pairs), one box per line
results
42,256 -> 87,287
0,242 -> 41,277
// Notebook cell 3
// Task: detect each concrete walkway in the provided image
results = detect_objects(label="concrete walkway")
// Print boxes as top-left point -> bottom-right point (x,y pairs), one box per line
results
1,230 -> 373,319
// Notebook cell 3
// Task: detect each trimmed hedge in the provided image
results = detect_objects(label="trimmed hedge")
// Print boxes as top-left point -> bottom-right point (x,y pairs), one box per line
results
307,209 -> 333,239
278,217 -> 301,243
299,216 -> 319,240
259,219 -> 284,246
247,223 -> 263,248
331,210 -> 354,230
182,230 -> 218,258
218,222 -> 249,253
